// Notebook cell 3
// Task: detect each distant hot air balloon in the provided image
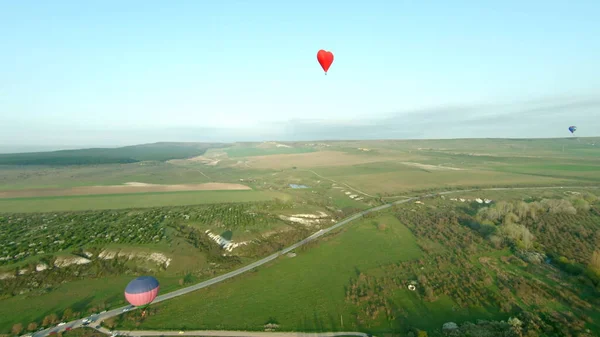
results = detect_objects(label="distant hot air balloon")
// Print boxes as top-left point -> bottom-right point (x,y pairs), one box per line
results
124,276 -> 160,307
569,126 -> 577,134
317,49 -> 334,75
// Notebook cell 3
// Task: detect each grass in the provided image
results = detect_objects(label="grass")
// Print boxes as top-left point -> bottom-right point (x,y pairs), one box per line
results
0,275 -> 183,332
0,190 -> 290,213
120,213 -> 422,331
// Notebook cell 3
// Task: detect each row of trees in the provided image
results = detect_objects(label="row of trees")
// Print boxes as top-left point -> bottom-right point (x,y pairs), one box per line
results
1,197 -> 312,266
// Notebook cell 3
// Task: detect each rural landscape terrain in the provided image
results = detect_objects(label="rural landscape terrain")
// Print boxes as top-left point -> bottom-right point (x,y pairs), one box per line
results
1,138 -> 600,337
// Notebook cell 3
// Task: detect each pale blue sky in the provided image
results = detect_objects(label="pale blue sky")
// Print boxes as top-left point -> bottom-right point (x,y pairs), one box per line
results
1,0 -> 599,148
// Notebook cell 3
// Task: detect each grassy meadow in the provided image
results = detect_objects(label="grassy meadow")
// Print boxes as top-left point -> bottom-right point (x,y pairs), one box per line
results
0,275 -> 183,332
117,214 -> 422,331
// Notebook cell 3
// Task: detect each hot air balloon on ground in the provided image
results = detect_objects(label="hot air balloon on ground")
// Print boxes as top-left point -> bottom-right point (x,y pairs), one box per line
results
568,126 -> 577,134
317,49 -> 334,75
124,276 -> 159,308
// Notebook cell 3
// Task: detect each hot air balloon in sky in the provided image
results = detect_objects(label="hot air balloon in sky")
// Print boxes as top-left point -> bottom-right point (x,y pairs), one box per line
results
317,49 -> 334,75
569,126 -> 577,134
124,276 -> 160,307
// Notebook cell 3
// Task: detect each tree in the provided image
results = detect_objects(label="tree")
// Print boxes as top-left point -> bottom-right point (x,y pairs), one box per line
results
62,308 -> 73,320
522,227 -> 534,250
27,322 -> 38,331
590,250 -> 600,272
417,330 -> 428,337
12,323 -> 23,336
508,317 -> 523,337
42,315 -> 51,327
48,313 -> 59,324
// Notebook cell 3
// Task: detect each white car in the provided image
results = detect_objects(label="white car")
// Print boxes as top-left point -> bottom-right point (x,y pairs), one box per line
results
57,323 -> 66,327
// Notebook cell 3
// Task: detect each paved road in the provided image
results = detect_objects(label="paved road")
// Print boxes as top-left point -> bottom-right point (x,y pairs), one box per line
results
31,185 -> 598,337
112,330 -> 368,337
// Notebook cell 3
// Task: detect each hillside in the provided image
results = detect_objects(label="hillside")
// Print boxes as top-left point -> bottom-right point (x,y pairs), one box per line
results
0,142 -> 229,166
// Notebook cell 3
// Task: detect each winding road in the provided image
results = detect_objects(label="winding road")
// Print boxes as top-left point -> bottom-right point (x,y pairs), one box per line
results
30,185 -> 598,337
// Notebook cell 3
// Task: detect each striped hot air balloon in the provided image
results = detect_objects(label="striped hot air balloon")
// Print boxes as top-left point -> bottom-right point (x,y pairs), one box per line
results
124,276 -> 160,307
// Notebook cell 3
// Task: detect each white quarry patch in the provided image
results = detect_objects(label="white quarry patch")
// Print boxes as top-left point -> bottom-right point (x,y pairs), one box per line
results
54,256 -> 91,268
36,263 -> 48,272
449,197 -> 493,204
98,250 -> 172,268
278,211 -> 330,226
205,230 -> 250,252
0,272 -> 15,280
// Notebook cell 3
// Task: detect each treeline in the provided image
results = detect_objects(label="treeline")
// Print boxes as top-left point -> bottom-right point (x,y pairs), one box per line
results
343,193 -> 599,336
469,192 -> 600,288
0,142 -> 227,166
438,311 -> 596,337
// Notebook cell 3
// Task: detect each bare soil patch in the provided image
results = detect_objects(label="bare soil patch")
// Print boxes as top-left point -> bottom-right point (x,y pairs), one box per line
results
399,162 -> 465,171
168,155 -> 221,166
246,151 -> 396,169
0,182 -> 251,199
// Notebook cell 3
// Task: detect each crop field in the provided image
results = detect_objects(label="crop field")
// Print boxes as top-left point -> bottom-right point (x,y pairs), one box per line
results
327,168 -> 573,195
0,162 -> 216,190
0,182 -> 252,199
0,190 -> 289,213
245,151 -> 402,170
224,144 -> 316,158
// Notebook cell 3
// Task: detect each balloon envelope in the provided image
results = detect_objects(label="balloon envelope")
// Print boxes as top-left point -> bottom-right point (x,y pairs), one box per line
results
568,126 -> 577,134
317,50 -> 334,73
124,276 -> 160,306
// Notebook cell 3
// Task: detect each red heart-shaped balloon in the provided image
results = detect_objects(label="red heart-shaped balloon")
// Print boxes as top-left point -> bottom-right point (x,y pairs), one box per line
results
317,49 -> 334,73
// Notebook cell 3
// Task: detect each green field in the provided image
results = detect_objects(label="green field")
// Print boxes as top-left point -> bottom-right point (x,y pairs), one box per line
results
0,275 -> 182,332
0,190 -> 290,213
119,214 -> 422,331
